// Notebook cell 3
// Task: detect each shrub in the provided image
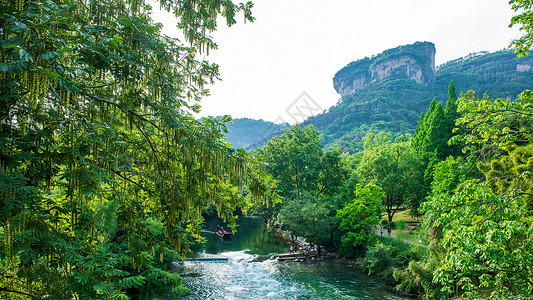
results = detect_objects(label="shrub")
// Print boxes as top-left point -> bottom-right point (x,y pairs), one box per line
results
138,267 -> 189,300
396,220 -> 407,230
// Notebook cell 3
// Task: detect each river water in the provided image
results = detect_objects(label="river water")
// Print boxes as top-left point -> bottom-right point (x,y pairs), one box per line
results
175,216 -> 411,299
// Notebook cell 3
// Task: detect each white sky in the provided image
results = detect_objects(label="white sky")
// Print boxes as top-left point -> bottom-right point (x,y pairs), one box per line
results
151,0 -> 522,123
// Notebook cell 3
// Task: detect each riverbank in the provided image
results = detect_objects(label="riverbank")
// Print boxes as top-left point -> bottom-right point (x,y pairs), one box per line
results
271,225 -> 364,266
178,216 -> 411,299
271,224 -> 421,298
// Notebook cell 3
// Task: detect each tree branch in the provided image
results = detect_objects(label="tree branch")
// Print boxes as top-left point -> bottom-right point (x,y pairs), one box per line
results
82,93 -> 162,131
0,287 -> 35,297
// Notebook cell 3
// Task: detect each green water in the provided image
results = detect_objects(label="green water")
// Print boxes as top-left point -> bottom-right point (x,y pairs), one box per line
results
176,216 -> 411,299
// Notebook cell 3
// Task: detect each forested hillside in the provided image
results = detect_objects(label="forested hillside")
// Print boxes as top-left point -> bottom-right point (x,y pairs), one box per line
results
303,48 -> 533,152
221,118 -> 290,150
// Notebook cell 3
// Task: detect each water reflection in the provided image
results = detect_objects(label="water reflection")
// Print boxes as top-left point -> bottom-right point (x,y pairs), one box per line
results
178,216 -> 411,299
189,216 -> 290,257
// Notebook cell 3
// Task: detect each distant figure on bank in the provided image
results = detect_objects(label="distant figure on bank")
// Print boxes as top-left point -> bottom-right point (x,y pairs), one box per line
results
387,227 -> 391,235
380,227 -> 383,237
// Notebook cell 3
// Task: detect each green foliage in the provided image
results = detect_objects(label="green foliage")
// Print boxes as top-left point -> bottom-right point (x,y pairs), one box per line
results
422,92 -> 533,298
357,133 -> 424,221
257,125 -> 350,248
258,125 -> 323,198
454,90 -> 533,153
305,49 -> 533,153
411,98 -> 447,160
362,239 -> 426,282
430,158 -> 461,200
425,182 -> 533,298
409,81 -> 464,212
363,239 -> 430,297
277,192 -> 338,247
137,267 -> 189,300
0,0 -> 278,298
258,124 -> 349,199
510,0 -> 533,57
306,78 -> 433,153
336,184 -> 384,257
395,220 -> 407,230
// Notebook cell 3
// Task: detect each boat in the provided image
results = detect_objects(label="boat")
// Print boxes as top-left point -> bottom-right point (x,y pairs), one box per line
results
217,230 -> 232,238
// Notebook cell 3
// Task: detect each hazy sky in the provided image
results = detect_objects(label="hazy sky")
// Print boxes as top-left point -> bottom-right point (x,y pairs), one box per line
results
152,0 -> 522,123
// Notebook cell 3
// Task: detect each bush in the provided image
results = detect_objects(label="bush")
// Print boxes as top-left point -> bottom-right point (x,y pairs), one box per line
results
363,239 -> 426,275
362,242 -> 393,275
393,266 -> 422,295
136,267 -> 189,300
396,220 -> 407,230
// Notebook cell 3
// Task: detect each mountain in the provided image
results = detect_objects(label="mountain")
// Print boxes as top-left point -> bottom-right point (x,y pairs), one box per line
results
302,42 -> 533,152
222,118 -> 290,150
222,42 -> 533,152
333,41 -> 436,97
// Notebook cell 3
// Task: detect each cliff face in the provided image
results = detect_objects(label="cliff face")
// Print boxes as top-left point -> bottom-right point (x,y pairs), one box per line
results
517,62 -> 532,72
333,73 -> 366,97
333,42 -> 436,97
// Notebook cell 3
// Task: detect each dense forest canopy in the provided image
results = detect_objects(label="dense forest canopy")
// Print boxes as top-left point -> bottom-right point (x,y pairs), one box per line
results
0,0 -> 278,298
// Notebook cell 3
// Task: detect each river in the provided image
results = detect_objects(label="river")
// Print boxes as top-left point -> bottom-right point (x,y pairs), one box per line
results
175,216 -> 412,299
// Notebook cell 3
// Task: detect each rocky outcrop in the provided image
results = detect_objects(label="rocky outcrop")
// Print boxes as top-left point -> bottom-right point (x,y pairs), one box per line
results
517,63 -> 532,72
333,42 -> 436,97
371,56 -> 425,83
333,73 -> 366,97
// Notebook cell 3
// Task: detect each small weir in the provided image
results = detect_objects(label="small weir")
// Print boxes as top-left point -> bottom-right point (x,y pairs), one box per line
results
176,216 -> 412,299
182,256 -> 230,263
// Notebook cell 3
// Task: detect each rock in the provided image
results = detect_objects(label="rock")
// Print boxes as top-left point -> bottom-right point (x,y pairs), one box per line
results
332,41 -> 436,97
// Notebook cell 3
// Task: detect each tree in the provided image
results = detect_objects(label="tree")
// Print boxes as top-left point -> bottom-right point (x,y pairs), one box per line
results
442,80 -> 462,158
258,125 -> 323,198
454,90 -> 533,155
0,0 -> 275,298
422,91 -> 533,298
411,81 -> 463,202
258,124 -> 348,199
425,182 -> 533,299
357,133 -> 424,221
411,99 -> 445,179
278,192 -> 339,247
336,184 -> 384,258
510,0 -> 533,57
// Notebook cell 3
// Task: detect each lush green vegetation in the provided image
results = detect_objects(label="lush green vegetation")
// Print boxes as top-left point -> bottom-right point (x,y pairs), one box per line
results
257,82 -> 533,298
223,48 -> 533,153
304,48 -> 533,154
0,0 -> 279,298
3,0 -> 533,298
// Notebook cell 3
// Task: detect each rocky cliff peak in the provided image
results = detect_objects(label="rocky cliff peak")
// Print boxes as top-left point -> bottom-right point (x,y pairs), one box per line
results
333,42 -> 436,97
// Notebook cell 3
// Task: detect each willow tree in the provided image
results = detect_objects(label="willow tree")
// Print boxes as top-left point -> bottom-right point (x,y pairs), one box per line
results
0,0 -> 274,298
